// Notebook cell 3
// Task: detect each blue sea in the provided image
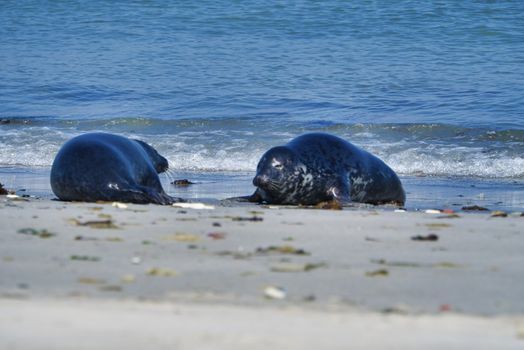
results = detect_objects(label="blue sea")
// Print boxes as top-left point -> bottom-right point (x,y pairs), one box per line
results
1,1 -> 523,210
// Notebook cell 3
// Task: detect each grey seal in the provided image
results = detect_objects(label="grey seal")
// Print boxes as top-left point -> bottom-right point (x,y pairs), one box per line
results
243,133 -> 405,206
50,132 -> 178,204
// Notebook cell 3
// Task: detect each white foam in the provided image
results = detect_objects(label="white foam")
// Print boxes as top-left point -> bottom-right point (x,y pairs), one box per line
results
1,128 -> 523,179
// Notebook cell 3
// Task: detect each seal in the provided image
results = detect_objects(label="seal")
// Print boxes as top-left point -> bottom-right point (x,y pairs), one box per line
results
50,132 -> 177,205
244,133 -> 405,206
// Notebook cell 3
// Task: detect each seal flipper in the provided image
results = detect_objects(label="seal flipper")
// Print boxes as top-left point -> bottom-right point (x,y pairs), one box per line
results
107,186 -> 180,205
326,176 -> 352,206
227,189 -> 264,203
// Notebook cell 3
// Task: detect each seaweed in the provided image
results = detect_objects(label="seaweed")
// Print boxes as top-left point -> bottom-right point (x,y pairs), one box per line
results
171,179 -> 195,186
17,228 -> 55,239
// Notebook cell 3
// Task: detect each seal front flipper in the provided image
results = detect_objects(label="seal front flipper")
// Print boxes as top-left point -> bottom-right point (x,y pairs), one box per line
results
227,189 -> 264,203
326,177 -> 352,206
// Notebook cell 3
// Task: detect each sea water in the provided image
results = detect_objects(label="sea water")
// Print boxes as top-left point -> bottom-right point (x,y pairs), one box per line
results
1,1 -> 523,210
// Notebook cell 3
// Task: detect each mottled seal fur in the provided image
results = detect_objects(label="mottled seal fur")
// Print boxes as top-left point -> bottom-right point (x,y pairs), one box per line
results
244,133 -> 405,206
50,133 -> 177,204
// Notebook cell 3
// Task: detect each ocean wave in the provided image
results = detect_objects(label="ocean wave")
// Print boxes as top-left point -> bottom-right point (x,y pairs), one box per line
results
0,120 -> 523,179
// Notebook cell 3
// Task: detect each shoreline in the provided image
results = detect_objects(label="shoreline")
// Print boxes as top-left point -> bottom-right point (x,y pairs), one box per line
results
1,166 -> 524,211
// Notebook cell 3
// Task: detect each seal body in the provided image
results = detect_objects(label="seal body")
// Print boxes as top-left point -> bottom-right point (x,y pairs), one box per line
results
248,133 -> 405,206
50,133 -> 176,205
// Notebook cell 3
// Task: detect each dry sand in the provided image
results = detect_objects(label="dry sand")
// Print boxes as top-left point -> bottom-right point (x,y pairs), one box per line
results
1,195 -> 523,349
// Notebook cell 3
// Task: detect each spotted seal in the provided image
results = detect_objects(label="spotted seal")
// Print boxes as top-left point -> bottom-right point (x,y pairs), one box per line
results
243,133 -> 405,206
50,132 -> 178,204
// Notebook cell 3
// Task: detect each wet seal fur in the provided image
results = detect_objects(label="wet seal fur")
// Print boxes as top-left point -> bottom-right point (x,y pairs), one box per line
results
51,133 -> 178,205
242,133 -> 405,206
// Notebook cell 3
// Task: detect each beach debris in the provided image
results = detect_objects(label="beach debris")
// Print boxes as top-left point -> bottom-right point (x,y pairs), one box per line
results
439,304 -> 452,312
6,194 -> 29,201
146,267 -> 177,277
371,259 -> 421,267
216,250 -> 252,259
74,235 -> 98,241
394,208 -> 407,213
17,283 -> 29,290
163,233 -> 200,242
70,255 -> 101,262
77,277 -> 106,285
121,274 -> 136,283
99,285 -> 123,292
371,259 -> 461,269
207,232 -> 226,240
142,240 -> 154,245
171,179 -> 195,186
411,234 -> 439,241
425,209 -> 441,214
365,237 -> 381,242
462,205 -> 489,211
105,236 -> 123,242
69,218 -> 119,229
212,222 -> 222,227
381,306 -> 410,315
314,200 -> 342,210
303,295 -> 316,302
112,202 -> 128,209
434,262 -> 461,269
0,183 -> 8,195
173,202 -> 215,210
365,269 -> 389,277
270,262 -> 326,273
17,228 -> 55,239
437,213 -> 461,219
425,223 -> 451,229
516,327 -> 524,340
264,286 -> 286,300
131,256 -> 142,264
176,217 -> 198,221
232,215 -> 263,222
491,210 -> 508,217
88,206 -> 104,211
256,245 -> 310,256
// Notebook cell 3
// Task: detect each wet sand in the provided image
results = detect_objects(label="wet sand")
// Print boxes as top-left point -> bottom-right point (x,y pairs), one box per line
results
1,196 -> 523,349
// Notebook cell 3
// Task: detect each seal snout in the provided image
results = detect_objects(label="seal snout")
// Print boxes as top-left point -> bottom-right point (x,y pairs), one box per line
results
157,158 -> 169,173
253,174 -> 270,188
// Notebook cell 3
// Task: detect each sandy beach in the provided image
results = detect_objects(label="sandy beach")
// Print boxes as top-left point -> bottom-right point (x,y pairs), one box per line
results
1,195 -> 523,349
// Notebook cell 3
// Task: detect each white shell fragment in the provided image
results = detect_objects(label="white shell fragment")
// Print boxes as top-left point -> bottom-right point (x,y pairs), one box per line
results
172,203 -> 215,210
425,209 -> 441,214
264,286 -> 287,300
112,202 -> 128,209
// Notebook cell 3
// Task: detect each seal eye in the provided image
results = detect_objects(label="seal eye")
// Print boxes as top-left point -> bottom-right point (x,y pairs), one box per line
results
272,159 -> 284,170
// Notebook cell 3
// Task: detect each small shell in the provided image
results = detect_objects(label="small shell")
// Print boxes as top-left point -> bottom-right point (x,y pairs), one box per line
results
112,202 -> 128,209
264,286 -> 286,300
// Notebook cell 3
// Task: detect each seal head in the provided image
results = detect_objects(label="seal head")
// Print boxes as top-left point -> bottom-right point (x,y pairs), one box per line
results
133,139 -> 169,173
